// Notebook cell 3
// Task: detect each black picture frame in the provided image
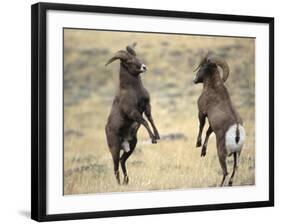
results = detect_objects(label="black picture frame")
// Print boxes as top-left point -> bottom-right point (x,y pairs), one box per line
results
31,2 -> 274,222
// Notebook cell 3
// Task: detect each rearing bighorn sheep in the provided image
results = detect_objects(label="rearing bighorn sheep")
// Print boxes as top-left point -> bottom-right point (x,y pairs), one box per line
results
105,43 -> 160,185
193,55 -> 246,187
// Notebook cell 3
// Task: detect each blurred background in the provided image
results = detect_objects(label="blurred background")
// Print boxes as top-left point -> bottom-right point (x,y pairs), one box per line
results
63,28 -> 255,195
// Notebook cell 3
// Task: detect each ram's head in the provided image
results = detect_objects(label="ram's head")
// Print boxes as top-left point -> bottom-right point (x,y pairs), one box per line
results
106,43 -> 147,76
193,55 -> 229,84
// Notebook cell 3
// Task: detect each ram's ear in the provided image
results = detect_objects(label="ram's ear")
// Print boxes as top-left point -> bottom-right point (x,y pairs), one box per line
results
126,42 -> 137,56
105,50 -> 129,66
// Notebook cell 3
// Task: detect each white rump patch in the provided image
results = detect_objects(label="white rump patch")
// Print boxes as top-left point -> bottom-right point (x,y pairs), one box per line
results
225,124 -> 246,156
121,141 -> 130,153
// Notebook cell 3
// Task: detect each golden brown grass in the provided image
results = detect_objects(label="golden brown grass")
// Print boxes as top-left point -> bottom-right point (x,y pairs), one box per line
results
63,29 -> 255,195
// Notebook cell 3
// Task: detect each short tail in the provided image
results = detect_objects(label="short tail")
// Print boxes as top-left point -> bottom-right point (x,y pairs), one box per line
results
235,123 -> 240,144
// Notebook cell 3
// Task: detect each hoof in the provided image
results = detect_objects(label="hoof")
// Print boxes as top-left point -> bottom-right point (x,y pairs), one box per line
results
123,176 -> 129,185
155,132 -> 160,140
201,152 -> 206,157
196,140 -> 202,147
228,181 -> 233,186
115,171 -> 120,185
151,138 -> 157,144
201,146 -> 207,157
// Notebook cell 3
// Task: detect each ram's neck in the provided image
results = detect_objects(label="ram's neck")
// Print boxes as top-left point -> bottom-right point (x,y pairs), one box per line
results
203,71 -> 223,90
119,64 -> 143,89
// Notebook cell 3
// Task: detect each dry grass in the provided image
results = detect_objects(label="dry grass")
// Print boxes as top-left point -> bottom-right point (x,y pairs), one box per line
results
63,29 -> 255,195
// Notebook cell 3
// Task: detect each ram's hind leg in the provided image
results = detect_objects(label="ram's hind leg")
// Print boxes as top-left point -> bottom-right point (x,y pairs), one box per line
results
106,128 -> 121,185
219,154 -> 228,187
217,135 -> 228,187
110,145 -> 121,185
229,152 -> 238,186
120,136 -> 137,185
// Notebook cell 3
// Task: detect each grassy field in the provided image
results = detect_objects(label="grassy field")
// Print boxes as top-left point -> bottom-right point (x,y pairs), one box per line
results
63,29 -> 255,195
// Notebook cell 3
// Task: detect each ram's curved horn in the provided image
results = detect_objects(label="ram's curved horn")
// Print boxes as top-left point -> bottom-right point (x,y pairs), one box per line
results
193,50 -> 209,72
105,50 -> 129,66
208,56 -> 230,82
126,42 -> 137,56
193,63 -> 201,72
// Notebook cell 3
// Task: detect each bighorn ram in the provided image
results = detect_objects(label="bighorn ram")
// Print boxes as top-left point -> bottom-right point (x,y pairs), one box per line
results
193,55 -> 246,187
105,43 -> 160,185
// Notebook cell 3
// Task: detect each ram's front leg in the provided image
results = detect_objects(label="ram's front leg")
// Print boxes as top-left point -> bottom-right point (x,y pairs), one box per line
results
127,109 -> 157,144
196,111 -> 206,147
144,103 -> 160,140
201,125 -> 213,156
